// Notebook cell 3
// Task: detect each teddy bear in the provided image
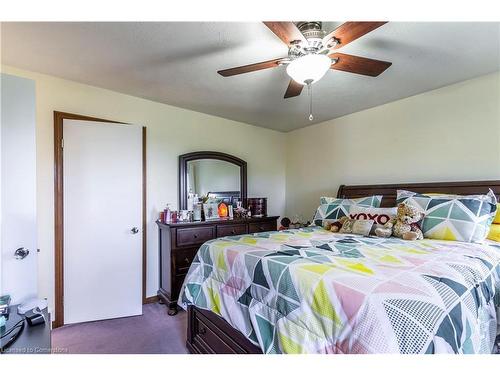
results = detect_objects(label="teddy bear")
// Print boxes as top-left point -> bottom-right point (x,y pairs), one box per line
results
375,203 -> 424,240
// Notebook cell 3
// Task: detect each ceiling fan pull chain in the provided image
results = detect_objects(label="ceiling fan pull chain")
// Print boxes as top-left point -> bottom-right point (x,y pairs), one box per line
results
307,82 -> 314,121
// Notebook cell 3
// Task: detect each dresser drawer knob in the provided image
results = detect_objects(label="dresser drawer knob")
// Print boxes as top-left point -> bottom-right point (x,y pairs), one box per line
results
259,226 -> 264,231
184,257 -> 190,264
231,230 -> 236,235
199,326 -> 206,335
193,234 -> 198,239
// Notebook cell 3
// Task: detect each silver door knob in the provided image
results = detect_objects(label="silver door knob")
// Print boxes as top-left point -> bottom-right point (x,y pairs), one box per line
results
14,247 -> 30,259
131,227 -> 139,234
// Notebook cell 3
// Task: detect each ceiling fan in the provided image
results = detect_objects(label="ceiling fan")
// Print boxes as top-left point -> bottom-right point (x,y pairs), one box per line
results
217,22 -> 392,120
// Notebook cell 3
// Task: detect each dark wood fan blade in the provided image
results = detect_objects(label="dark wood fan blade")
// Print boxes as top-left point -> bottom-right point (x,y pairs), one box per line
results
284,79 -> 304,98
324,22 -> 387,49
263,22 -> 307,46
330,53 -> 392,77
218,57 -> 285,77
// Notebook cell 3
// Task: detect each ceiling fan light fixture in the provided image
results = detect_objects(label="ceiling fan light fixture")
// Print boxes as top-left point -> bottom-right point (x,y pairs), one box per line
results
286,54 -> 331,85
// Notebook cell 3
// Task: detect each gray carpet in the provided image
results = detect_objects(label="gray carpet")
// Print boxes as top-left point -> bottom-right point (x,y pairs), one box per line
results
52,303 -> 188,354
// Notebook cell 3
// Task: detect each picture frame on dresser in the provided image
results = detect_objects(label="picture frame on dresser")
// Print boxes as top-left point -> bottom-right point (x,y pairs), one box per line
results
203,203 -> 220,220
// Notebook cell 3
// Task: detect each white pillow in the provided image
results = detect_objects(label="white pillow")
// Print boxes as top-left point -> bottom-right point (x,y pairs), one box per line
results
348,205 -> 397,226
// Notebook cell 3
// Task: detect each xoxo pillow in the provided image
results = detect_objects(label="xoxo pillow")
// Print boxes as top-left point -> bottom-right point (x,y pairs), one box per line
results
312,195 -> 382,227
348,205 -> 397,226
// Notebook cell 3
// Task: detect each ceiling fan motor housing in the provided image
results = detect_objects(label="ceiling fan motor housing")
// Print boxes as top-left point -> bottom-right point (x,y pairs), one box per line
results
297,22 -> 324,41
289,22 -> 327,60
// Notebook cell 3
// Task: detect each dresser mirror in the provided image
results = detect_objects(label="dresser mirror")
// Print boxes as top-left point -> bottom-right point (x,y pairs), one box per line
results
179,151 -> 247,210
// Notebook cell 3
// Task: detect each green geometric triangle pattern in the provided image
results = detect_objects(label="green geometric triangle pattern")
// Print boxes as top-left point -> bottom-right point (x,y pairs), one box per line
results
255,315 -> 275,353
449,203 -> 473,221
267,260 -> 287,289
427,202 -> 452,219
278,269 -> 300,302
422,217 -> 444,232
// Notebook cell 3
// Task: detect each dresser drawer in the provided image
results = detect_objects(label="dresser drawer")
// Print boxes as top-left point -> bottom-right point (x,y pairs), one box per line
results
174,248 -> 198,274
217,224 -> 247,238
248,220 -> 276,234
191,308 -> 246,354
176,227 -> 215,247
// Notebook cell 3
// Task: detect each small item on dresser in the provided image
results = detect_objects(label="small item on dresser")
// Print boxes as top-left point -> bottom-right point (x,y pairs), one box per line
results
234,203 -> 247,218
187,190 -> 195,211
203,203 -> 220,220
164,204 -> 172,223
218,202 -> 229,218
171,210 -> 178,223
180,210 -> 189,222
228,205 -> 234,219
159,211 -> 165,223
245,198 -> 267,217
193,203 -> 202,221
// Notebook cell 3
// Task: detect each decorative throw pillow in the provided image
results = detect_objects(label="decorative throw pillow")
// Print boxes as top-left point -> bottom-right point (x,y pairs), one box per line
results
487,223 -> 500,242
396,189 -> 497,243
493,203 -> 500,224
312,195 -> 382,227
348,205 -> 397,226
339,219 -> 374,236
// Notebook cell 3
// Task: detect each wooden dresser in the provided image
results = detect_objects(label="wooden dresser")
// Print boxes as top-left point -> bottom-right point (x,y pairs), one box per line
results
156,216 -> 279,315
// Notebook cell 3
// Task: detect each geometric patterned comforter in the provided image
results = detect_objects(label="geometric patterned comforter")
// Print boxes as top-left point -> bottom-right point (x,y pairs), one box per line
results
180,227 -> 500,354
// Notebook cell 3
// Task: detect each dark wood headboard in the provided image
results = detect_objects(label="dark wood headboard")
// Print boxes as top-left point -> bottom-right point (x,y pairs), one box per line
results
337,180 -> 500,207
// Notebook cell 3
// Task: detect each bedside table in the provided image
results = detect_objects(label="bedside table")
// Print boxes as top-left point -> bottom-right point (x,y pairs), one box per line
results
1,305 -> 51,354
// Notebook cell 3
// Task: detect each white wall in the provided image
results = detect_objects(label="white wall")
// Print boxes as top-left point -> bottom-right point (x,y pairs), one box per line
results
286,72 -> 500,221
0,65 -> 287,316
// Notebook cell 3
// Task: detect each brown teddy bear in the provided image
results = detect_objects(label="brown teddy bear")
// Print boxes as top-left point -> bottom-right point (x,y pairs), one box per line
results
375,203 -> 424,240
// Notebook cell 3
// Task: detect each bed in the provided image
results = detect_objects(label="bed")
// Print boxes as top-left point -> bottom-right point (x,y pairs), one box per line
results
180,180 -> 500,354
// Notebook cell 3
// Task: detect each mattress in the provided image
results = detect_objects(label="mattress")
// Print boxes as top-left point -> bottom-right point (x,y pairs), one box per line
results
180,227 -> 500,354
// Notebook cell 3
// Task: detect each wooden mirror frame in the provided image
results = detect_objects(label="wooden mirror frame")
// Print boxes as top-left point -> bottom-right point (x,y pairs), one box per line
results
179,151 -> 247,210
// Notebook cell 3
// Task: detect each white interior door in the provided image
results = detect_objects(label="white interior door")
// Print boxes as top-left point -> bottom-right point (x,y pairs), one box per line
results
63,120 -> 142,324
1,74 -> 37,305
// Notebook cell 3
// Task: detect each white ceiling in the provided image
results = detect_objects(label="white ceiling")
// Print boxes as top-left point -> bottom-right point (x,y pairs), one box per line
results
1,22 -> 499,132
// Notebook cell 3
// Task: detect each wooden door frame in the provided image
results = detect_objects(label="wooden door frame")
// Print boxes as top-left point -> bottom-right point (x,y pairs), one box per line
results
53,111 -> 148,328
